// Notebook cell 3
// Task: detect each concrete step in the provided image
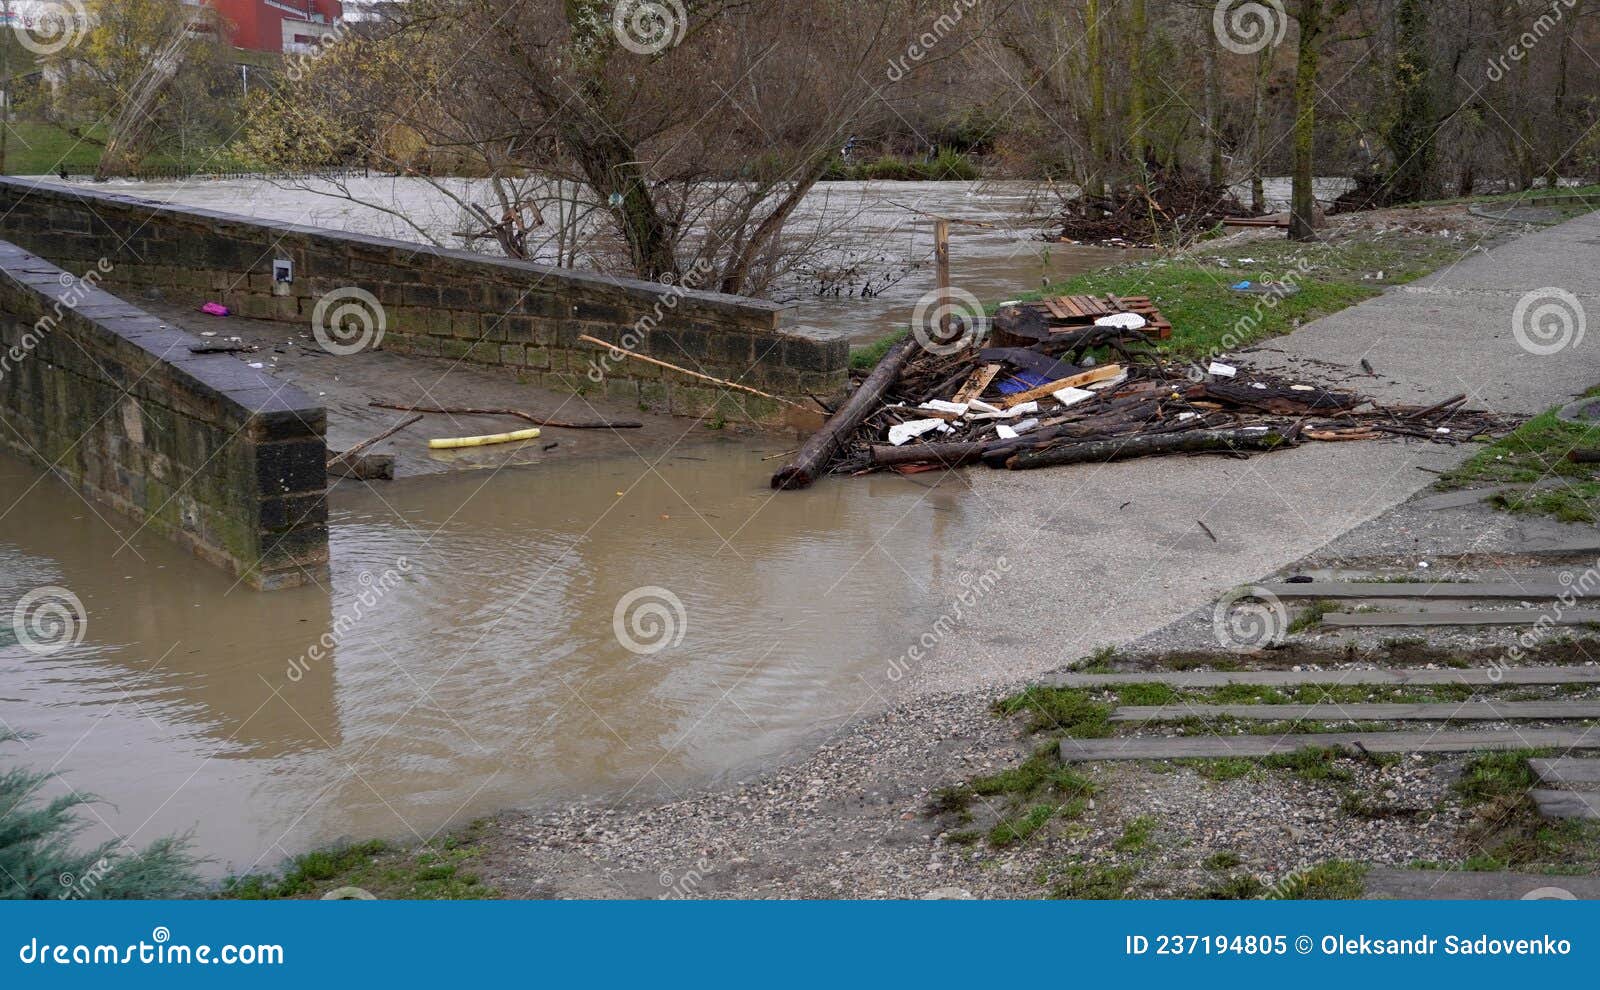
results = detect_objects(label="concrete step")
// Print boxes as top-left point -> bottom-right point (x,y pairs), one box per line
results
1261,581 -> 1595,600
1530,757 -> 1600,788
1324,609 -> 1600,628
1363,868 -> 1600,900
1532,789 -> 1600,820
1110,701 -> 1600,723
1058,727 -> 1600,761
1049,667 -> 1600,689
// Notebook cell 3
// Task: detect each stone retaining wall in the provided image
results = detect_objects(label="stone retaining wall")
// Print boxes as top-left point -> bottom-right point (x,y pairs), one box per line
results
0,178 -> 845,423
0,241 -> 327,590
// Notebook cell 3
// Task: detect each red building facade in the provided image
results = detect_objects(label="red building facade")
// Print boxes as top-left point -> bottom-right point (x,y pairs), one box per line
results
204,0 -> 345,53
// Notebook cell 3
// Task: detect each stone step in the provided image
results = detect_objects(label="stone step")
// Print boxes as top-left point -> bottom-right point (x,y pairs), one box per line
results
1323,609 -> 1600,628
1529,757 -> 1600,788
1261,581 -> 1595,600
1058,727 -> 1600,761
1531,789 -> 1600,820
1048,667 -> 1600,689
1110,701 -> 1600,723
1363,868 -> 1600,900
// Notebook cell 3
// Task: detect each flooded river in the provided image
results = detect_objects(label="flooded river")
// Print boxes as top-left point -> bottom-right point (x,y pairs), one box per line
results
0,447 -> 979,873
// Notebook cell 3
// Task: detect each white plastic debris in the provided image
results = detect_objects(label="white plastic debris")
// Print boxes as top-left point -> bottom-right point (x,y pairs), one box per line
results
1208,361 -> 1238,378
995,424 -> 1019,440
1094,312 -> 1147,331
1053,387 -> 1097,407
1436,427 -> 1451,434
1013,418 -> 1041,434
1250,382 -> 1269,390
1289,384 -> 1315,392
888,419 -> 951,446
1178,412 -> 1199,421
968,400 -> 1036,421
1087,371 -> 1128,391
248,362 -> 265,369
919,399 -> 970,416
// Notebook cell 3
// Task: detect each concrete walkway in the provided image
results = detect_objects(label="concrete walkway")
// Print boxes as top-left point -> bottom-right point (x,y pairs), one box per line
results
913,212 -> 1600,696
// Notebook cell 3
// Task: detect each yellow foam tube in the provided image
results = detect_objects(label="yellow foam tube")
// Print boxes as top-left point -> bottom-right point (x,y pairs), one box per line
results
428,427 -> 542,450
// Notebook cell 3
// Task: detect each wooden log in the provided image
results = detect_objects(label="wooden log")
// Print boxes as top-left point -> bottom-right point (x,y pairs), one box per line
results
1007,427 -> 1290,470
772,339 -> 918,490
870,441 -> 994,469
328,414 -> 423,470
576,334 -> 803,409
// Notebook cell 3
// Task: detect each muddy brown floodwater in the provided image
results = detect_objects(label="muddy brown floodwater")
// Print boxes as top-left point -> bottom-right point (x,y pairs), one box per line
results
0,445 -> 983,875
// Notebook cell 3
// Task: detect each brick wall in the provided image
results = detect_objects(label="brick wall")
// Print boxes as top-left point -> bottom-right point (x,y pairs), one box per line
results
0,178 -> 846,423
0,241 -> 327,590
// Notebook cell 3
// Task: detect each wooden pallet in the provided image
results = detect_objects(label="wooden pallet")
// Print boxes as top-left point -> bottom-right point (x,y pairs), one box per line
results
1037,293 -> 1174,340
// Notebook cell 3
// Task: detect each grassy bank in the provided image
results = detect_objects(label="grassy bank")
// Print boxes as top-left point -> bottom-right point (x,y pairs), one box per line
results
1,121 -> 108,175
1438,389 -> 1600,523
220,826 -> 498,900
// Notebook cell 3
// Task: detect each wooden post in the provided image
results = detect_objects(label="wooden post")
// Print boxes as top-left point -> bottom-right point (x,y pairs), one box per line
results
934,218 -> 951,340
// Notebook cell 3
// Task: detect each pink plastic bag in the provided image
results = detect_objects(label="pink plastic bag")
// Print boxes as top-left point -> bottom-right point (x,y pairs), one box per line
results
200,302 -> 230,317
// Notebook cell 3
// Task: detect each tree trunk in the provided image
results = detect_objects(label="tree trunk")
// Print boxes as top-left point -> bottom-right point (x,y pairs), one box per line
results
1384,0 -> 1434,203
1203,13 -> 1224,187
1288,0 -> 1323,241
1085,0 -> 1106,198
1128,0 -> 1147,170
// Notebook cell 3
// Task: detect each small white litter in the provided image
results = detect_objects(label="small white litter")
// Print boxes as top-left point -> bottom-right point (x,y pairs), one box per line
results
919,399 -> 970,416
1208,362 -> 1238,378
1178,412 -> 1199,421
1250,382 -> 1269,390
1012,418 -> 1041,435
888,419 -> 952,446
248,362 -> 265,369
1053,387 -> 1098,407
1087,371 -> 1129,391
1094,312 -> 1147,331
1289,384 -> 1316,392
995,424 -> 1019,440
1436,427 -> 1451,434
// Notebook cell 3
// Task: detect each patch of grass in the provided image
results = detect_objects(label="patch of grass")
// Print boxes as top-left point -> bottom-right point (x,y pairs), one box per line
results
1288,599 -> 1339,634
1203,851 -> 1243,871
1200,873 -> 1268,900
989,803 -> 1057,847
1118,682 -> 1180,706
1179,757 -> 1260,782
1114,815 -> 1158,853
848,329 -> 908,370
1046,860 -> 1138,900
1076,645 -> 1121,673
992,687 -> 1114,738
221,827 -> 497,900
944,829 -> 983,847
1269,861 -> 1366,900
929,748 -> 1096,848
1262,747 -> 1355,784
1438,404 -> 1600,523
1452,750 -> 1600,871
1454,751 -> 1540,804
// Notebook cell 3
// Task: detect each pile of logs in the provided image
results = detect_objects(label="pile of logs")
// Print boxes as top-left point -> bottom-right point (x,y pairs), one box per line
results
770,295 -> 1512,490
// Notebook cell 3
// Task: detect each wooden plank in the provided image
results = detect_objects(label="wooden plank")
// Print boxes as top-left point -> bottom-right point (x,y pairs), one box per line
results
1363,868 -> 1600,900
996,364 -> 1124,409
1529,758 -> 1600,788
1059,728 -> 1600,761
952,364 -> 1002,404
1111,701 -> 1600,723
1260,582 -> 1600,601
1047,667 -> 1600,689
1323,609 -> 1600,628
1531,789 -> 1600,820
934,219 -> 952,340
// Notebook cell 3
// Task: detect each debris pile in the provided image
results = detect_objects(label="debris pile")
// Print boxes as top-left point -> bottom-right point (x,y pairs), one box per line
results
1053,169 -> 1257,246
771,295 -> 1511,490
